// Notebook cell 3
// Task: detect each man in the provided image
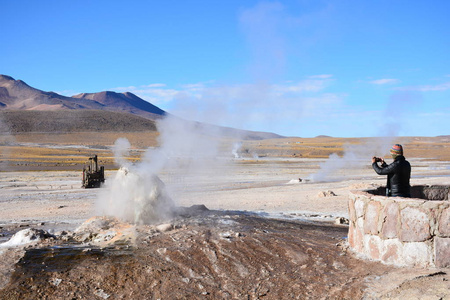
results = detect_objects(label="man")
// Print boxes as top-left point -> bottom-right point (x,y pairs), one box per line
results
372,144 -> 411,197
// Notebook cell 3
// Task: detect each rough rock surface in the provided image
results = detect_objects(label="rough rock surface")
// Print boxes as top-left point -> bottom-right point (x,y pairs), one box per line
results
1,211 -> 448,299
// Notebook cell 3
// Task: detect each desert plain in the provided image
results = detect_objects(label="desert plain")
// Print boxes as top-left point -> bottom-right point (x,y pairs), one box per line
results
0,132 -> 449,299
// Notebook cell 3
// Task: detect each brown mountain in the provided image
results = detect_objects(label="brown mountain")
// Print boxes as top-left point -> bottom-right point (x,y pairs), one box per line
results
0,110 -> 157,133
0,75 -> 165,119
0,75 -> 102,111
0,75 -> 283,139
72,91 -> 166,119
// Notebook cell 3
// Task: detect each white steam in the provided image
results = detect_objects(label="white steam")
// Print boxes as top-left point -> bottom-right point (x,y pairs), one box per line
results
232,142 -> 243,158
0,229 -> 48,248
309,138 -> 396,182
97,115 -> 231,224
309,91 -> 421,182
98,135 -> 175,224
112,137 -> 132,167
98,167 -> 174,225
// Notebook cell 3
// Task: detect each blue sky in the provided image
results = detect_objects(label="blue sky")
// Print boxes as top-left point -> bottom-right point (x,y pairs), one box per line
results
2,0 -> 449,137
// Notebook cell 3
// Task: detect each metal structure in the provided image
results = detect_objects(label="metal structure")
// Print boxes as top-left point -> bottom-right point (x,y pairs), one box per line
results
82,155 -> 105,188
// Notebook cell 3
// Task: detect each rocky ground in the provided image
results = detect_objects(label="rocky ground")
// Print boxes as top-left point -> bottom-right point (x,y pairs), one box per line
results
0,157 -> 449,299
0,210 -> 447,300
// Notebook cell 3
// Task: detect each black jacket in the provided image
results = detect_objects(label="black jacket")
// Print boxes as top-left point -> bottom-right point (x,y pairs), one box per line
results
372,155 -> 411,197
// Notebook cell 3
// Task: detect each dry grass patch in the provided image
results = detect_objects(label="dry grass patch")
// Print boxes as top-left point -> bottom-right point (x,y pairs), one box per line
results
0,132 -> 155,171
10,131 -> 160,148
1,133 -> 450,171
242,136 -> 450,160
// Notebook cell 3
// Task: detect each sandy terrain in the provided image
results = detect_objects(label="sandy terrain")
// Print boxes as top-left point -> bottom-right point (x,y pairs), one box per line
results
0,156 -> 448,226
0,158 -> 443,220
0,153 -> 449,298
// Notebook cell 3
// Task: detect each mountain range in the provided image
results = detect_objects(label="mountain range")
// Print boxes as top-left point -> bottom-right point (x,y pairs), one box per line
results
0,75 -> 282,139
0,75 -> 165,120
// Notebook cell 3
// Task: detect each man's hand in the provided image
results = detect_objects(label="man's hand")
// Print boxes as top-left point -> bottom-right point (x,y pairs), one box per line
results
372,156 -> 385,164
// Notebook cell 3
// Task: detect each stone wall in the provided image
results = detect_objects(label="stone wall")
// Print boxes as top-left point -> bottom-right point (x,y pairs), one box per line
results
348,186 -> 450,268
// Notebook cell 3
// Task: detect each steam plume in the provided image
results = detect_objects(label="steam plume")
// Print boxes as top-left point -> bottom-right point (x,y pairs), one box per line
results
97,115 -> 229,224
309,91 -> 421,182
112,137 -> 132,167
308,138 -> 395,182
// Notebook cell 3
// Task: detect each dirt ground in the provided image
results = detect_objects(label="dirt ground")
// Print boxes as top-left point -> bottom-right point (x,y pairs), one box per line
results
2,211 -> 444,300
0,137 -> 449,299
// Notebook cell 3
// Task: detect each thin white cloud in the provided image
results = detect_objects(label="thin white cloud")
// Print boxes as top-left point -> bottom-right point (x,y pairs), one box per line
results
369,78 -> 399,85
55,90 -> 82,97
179,82 -> 213,93
273,80 -> 323,94
166,79 -> 347,134
111,76 -> 337,116
274,76 -> 333,94
112,84 -> 180,104
144,83 -> 166,88
112,81 -> 221,105
396,81 -> 450,92
180,83 -> 205,90
113,86 -> 137,91
308,74 -> 333,79
110,77 -> 377,137
134,88 -> 180,103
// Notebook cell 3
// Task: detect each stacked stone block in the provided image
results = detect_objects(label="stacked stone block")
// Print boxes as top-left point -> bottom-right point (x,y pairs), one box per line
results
348,187 -> 450,268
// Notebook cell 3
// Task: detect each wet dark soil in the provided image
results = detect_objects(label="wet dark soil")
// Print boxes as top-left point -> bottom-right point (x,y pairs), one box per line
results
0,210 -> 400,300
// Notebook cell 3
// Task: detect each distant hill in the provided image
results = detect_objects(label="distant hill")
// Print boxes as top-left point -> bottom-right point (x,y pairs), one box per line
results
0,75 -> 165,120
0,75 -> 103,111
0,110 -> 282,140
0,74 -> 283,140
72,91 -> 166,120
0,110 -> 157,133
